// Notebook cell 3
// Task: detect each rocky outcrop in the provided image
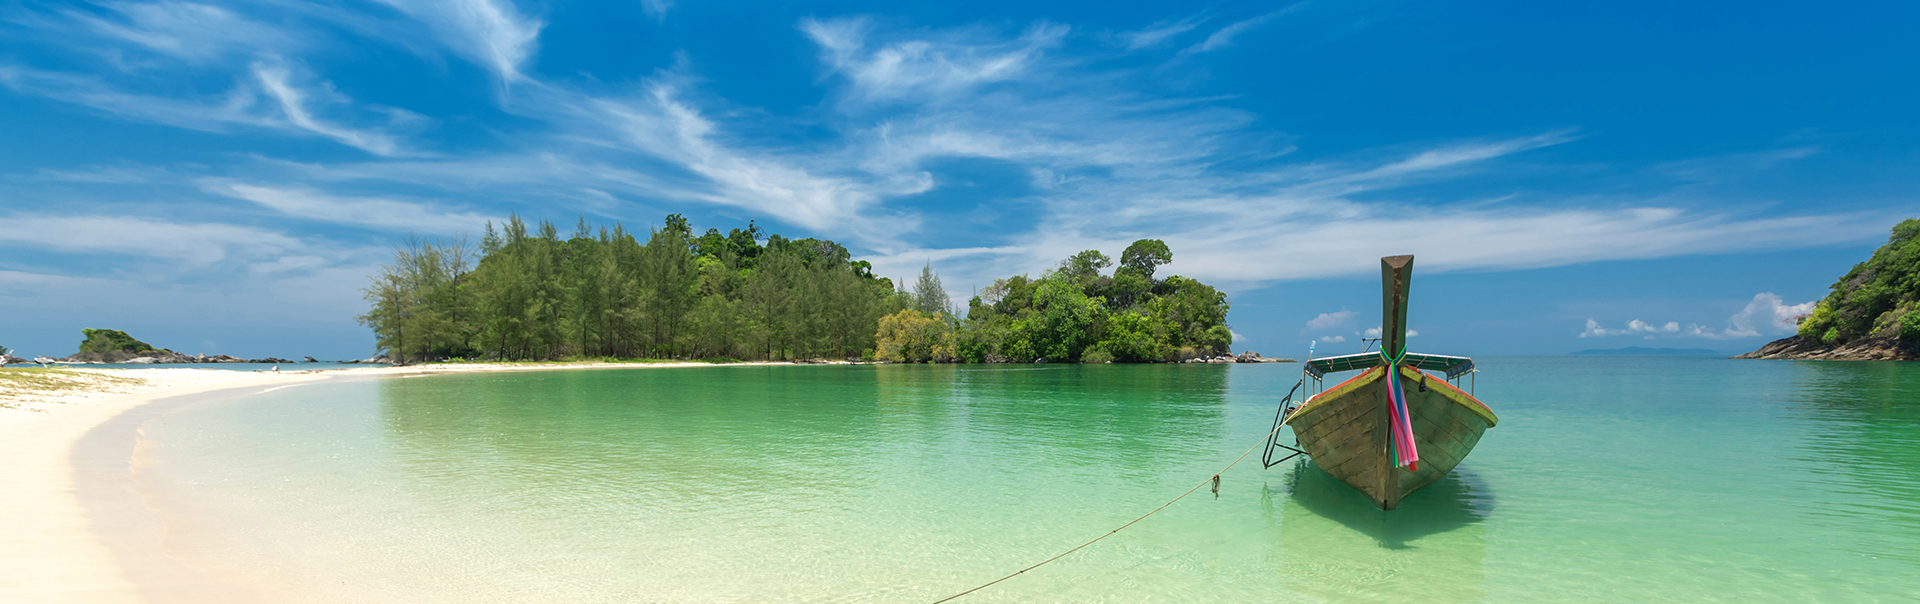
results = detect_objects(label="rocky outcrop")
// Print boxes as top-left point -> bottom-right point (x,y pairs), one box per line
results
57,350 -> 308,364
1734,335 -> 1918,361
303,356 -> 319,363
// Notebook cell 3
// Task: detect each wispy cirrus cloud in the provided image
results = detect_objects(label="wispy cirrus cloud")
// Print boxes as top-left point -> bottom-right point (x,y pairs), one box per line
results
64,0 -> 300,62
802,17 -> 1068,103
1178,5 -> 1304,57
0,60 -> 416,157
204,181 -> 492,233
251,61 -> 415,156
0,214 -> 298,263
1121,14 -> 1208,49
373,0 -> 543,81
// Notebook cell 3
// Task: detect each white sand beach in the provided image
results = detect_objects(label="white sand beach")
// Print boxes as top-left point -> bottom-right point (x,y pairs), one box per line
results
0,361 -> 788,603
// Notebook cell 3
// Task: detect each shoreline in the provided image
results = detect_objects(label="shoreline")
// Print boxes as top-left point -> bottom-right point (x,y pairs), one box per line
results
0,360 -> 811,603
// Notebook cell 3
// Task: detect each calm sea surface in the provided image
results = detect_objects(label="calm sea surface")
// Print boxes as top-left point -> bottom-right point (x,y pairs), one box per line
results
134,358 -> 1920,602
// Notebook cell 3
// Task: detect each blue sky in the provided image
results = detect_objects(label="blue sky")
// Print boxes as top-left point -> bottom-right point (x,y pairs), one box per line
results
1,0 -> 1915,359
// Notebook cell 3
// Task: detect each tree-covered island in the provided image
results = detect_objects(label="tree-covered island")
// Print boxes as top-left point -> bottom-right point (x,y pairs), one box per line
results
1741,218 -> 1920,360
360,215 -> 1233,364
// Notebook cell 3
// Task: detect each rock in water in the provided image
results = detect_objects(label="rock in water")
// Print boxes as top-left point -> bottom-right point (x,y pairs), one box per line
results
303,356 -> 318,363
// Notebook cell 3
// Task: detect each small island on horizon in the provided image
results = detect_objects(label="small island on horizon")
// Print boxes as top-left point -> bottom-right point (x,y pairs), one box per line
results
1571,347 -> 1722,356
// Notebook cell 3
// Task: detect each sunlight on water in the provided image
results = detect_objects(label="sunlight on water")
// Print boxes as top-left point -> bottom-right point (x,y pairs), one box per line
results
135,360 -> 1920,602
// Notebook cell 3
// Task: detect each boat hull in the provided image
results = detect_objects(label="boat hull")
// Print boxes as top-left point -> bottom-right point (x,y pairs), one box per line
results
1283,364 -> 1496,510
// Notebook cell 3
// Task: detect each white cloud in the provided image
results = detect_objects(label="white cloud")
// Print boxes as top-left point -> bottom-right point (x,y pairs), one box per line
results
1305,310 -> 1358,331
249,255 -> 327,274
1581,295 -> 1812,340
0,214 -> 298,263
802,17 -> 1068,102
1122,15 -> 1206,49
252,61 -> 406,156
206,181 -> 493,233
641,0 -> 672,21
1580,318 -> 1680,338
374,0 -> 543,81
0,62 -> 413,156
67,1 -> 298,62
1724,293 -> 1815,338
1317,335 -> 1346,344
1681,293 -> 1815,340
1231,329 -> 1247,343
1360,326 -> 1418,338
1178,6 -> 1302,56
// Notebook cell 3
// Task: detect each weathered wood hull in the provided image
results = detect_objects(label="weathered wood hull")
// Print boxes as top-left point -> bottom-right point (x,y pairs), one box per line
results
1283,364 -> 1497,510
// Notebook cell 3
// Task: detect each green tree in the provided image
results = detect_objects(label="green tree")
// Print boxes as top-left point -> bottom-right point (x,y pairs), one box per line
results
913,262 -> 951,316
876,309 -> 954,362
1121,239 -> 1173,281
1797,218 -> 1920,344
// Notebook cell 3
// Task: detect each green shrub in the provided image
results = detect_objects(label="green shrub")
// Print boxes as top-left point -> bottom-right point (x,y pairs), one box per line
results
875,309 -> 955,362
1899,312 -> 1920,341
1080,346 -> 1115,364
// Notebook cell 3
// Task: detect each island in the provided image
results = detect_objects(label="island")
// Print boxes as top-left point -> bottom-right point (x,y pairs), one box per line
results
1737,218 -> 1919,360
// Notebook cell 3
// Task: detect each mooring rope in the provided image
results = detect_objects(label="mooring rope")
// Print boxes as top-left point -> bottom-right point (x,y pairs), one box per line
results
928,418 -> 1293,603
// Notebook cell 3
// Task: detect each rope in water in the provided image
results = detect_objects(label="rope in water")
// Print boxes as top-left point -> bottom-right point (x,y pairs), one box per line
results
928,419 -> 1293,604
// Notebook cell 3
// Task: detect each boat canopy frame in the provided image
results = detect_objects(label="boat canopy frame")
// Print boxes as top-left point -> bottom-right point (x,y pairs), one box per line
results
1304,352 -> 1476,380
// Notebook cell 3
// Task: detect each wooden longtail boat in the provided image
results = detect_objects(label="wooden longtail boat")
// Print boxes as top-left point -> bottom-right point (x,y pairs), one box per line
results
1268,255 -> 1498,510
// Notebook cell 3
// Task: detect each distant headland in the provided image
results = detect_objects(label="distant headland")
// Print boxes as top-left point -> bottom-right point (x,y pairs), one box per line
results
1738,218 -> 1919,361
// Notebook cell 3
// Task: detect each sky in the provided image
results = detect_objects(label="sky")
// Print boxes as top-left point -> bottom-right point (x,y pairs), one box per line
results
1,0 -> 1916,360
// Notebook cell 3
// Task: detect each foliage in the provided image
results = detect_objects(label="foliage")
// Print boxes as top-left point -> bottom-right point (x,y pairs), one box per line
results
912,263 -> 951,316
70,328 -> 160,362
1900,310 -> 1920,341
1797,219 -> 1920,343
1080,346 -> 1115,364
78,329 -> 155,354
360,215 -> 904,363
1120,239 -> 1172,280
955,239 -> 1232,363
875,309 -> 955,363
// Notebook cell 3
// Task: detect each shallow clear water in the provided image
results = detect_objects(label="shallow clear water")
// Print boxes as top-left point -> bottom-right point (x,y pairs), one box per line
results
136,359 -> 1920,602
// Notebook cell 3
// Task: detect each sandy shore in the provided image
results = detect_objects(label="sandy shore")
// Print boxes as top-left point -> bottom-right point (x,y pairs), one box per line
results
0,361 -> 791,603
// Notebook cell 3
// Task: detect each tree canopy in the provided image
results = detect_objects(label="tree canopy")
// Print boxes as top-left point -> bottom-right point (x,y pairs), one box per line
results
1798,218 -> 1920,344
359,215 -> 903,363
881,240 -> 1233,363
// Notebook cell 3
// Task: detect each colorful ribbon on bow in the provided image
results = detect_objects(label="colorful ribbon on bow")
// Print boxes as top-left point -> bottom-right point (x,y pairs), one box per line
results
1380,350 -> 1420,472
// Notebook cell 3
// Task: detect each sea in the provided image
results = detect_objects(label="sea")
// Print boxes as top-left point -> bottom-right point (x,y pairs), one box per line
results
126,358 -> 1919,602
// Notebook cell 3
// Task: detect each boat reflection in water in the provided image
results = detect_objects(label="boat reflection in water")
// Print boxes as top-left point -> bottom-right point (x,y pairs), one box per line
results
1265,460 -> 1493,603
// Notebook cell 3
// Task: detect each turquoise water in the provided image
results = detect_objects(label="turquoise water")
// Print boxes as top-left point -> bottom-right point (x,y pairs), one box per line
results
134,359 -> 1920,602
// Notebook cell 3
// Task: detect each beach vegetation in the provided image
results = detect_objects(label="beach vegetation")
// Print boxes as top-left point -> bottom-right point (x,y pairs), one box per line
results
875,309 -> 955,363
360,215 -> 904,363
1797,218 -> 1920,343
0,368 -> 145,407
937,240 -> 1233,363
362,219 -> 1233,365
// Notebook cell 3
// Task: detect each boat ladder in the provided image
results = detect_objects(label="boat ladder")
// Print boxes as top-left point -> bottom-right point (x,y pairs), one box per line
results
1261,376 -> 1309,468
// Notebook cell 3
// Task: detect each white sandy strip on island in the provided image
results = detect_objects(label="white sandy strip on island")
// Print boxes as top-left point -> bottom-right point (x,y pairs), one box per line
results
0,360 -> 835,603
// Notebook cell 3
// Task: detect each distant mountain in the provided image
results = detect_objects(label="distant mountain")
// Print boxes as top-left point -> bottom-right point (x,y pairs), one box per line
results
1570,347 -> 1721,356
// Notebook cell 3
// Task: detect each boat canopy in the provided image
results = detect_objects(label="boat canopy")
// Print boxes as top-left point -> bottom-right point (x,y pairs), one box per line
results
1305,352 -> 1475,380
